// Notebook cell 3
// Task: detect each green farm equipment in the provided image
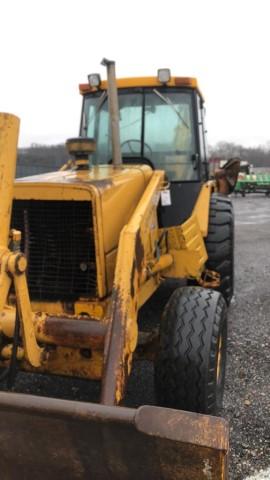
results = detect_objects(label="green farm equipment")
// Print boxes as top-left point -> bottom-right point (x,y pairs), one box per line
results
235,173 -> 270,196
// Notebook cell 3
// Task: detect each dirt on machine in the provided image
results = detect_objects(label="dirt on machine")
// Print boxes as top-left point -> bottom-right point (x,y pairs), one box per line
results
0,59 -> 240,479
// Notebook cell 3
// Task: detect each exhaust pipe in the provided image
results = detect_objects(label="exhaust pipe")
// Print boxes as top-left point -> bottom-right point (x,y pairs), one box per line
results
101,58 -> 122,166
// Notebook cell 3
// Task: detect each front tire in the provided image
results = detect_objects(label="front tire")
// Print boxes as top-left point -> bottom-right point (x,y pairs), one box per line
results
155,286 -> 227,415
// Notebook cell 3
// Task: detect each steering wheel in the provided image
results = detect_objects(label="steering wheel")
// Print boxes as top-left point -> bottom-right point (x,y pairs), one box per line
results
120,139 -> 152,156
119,139 -> 154,169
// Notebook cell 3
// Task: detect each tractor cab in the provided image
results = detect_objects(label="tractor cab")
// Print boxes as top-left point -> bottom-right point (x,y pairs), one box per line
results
79,72 -> 209,226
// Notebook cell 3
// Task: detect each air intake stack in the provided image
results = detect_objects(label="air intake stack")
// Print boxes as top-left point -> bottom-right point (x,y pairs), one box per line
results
66,137 -> 96,170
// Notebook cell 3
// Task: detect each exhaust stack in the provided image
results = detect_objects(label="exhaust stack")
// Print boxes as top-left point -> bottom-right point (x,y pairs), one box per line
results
101,58 -> 122,166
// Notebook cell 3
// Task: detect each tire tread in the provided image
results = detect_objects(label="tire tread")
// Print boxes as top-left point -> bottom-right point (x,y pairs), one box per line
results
155,286 -> 227,414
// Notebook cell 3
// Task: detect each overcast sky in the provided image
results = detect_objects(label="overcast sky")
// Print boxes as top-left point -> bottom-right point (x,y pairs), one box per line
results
1,0 -> 270,148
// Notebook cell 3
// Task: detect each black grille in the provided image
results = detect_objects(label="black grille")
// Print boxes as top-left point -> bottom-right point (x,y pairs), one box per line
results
11,200 -> 97,301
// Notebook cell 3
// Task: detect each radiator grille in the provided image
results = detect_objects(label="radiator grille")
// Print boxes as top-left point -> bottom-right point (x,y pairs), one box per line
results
11,200 -> 97,301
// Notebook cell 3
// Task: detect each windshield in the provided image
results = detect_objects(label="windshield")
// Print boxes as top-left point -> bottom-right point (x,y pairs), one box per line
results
81,88 -> 198,181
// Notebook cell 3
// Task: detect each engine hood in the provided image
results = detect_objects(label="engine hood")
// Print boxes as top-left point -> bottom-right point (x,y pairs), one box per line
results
15,164 -> 152,192
13,164 -> 154,298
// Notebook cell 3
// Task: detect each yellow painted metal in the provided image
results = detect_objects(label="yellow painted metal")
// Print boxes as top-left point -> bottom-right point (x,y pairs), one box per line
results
105,249 -> 118,293
29,301 -> 67,315
11,166 -> 159,380
138,276 -> 159,308
13,270 -> 43,367
92,184 -> 106,297
0,305 -> 16,337
14,164 -> 152,193
0,250 -> 12,313
22,346 -> 103,380
102,171 -> 164,405
1,344 -> 24,360
148,254 -> 173,276
14,182 -> 93,201
0,114 -> 20,246
3,251 -> 43,367
74,299 -> 108,319
192,181 -> 214,237
14,164 -> 152,298
97,167 -> 152,254
0,113 -> 42,367
162,213 -> 207,280
0,115 -> 19,315
79,76 -> 200,94
24,299 -> 108,318
0,306 -> 105,378
7,252 -> 27,274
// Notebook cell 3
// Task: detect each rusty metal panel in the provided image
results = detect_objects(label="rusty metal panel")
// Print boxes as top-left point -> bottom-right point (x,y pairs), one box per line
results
37,315 -> 107,349
0,392 -> 228,479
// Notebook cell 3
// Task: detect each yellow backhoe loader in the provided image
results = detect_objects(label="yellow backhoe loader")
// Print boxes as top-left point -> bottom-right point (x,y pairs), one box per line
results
0,59 -> 239,479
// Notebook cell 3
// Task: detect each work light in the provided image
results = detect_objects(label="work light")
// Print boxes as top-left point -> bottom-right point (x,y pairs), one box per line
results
157,69 -> 171,84
88,73 -> 101,88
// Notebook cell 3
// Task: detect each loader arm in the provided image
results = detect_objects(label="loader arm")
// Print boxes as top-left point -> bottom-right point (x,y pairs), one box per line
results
0,114 -> 42,367
102,170 -> 168,405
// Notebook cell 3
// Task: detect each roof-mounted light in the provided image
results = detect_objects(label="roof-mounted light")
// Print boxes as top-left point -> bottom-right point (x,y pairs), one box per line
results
157,68 -> 171,84
87,73 -> 101,88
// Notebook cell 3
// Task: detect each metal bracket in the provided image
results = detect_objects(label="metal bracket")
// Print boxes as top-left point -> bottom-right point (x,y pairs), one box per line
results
198,269 -> 220,288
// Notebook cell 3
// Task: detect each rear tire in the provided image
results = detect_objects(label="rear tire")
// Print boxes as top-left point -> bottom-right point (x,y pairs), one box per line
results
155,286 -> 227,415
205,194 -> 234,305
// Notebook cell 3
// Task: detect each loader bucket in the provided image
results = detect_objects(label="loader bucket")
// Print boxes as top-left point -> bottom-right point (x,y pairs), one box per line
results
0,392 -> 228,479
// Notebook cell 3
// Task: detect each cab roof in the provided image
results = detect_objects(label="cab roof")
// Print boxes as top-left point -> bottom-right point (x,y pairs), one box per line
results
79,76 -> 204,100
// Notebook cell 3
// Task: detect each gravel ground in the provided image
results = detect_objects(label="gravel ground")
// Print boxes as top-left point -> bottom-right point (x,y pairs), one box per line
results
221,195 -> 270,479
1,195 -> 269,479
